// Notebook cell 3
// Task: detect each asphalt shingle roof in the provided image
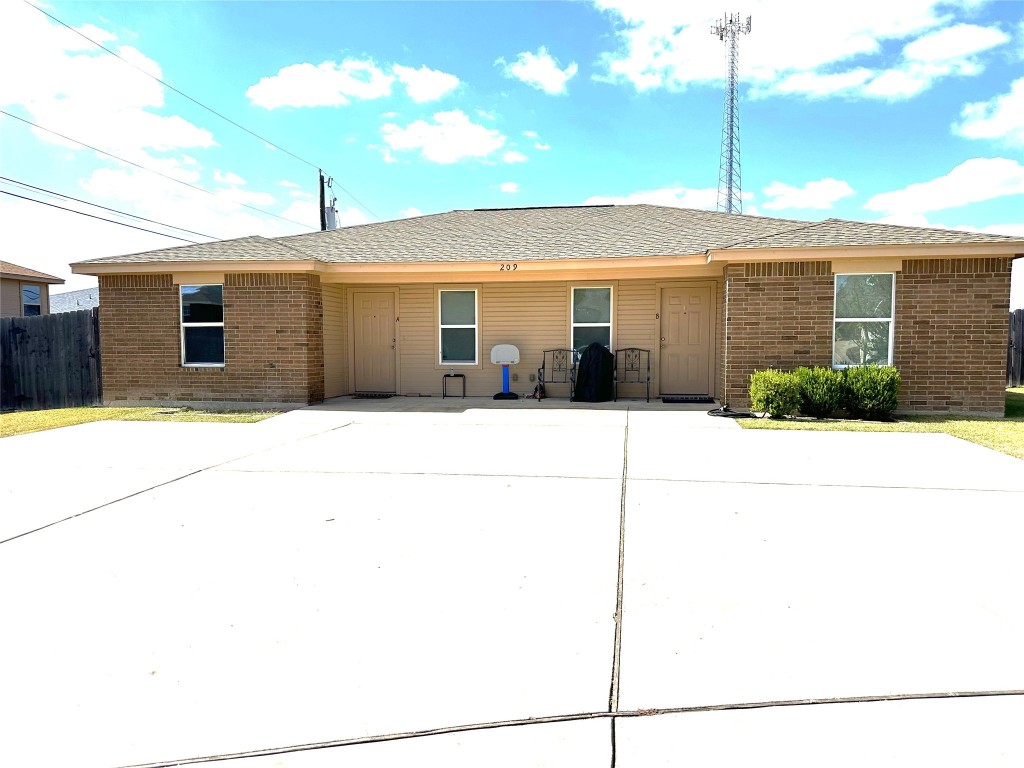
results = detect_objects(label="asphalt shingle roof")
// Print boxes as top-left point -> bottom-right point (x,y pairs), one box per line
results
722,217 -> 1023,250
72,205 -> 1024,268
1,260 -> 65,282
49,287 -> 100,313
75,236 -> 313,265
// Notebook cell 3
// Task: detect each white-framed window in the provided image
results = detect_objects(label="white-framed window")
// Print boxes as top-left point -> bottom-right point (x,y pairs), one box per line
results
21,285 -> 41,317
571,286 -> 612,353
833,273 -> 894,367
439,289 -> 477,365
180,284 -> 224,366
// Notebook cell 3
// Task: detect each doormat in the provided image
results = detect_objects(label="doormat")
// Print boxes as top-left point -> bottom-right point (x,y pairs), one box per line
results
354,392 -> 394,399
662,396 -> 715,404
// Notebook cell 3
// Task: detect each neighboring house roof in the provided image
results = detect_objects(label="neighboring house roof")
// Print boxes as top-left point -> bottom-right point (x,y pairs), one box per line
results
71,205 -> 1024,269
49,287 -> 100,313
1,260 -> 65,283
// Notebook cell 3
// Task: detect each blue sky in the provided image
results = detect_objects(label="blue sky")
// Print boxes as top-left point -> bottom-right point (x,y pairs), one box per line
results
1,0 -> 1022,305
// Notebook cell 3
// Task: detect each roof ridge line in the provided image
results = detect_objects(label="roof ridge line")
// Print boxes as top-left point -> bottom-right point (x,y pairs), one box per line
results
267,236 -> 321,261
718,218 -> 828,250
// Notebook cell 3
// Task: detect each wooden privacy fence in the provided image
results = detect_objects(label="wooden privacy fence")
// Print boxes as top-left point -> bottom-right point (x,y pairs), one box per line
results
1011,309 -> 1024,388
1,308 -> 102,411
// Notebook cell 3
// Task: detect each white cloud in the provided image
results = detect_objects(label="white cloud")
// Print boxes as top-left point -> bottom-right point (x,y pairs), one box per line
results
861,24 -> 1009,99
0,3 -> 215,160
864,157 -> 1024,217
400,207 -> 423,217
584,186 -> 723,209
335,207 -> 370,227
954,77 -> 1024,145
280,200 -> 321,228
773,69 -> 874,98
593,2 -> 1009,101
279,180 -> 301,189
523,130 -> 538,138
0,2 -> 316,291
393,64 -> 459,102
500,46 -> 578,95
380,110 -> 506,164
502,150 -> 528,164
761,178 -> 855,210
214,170 -> 246,186
534,142 -> 551,151
499,182 -> 519,193
246,59 -> 394,109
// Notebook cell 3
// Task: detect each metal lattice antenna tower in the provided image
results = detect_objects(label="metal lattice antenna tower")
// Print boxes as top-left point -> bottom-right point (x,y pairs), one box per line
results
712,13 -> 752,214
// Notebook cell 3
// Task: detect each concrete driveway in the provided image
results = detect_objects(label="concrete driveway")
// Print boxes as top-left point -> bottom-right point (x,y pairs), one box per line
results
1,398 -> 1022,767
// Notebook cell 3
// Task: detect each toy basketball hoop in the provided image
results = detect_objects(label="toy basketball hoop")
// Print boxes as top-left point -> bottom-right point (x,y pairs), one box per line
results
490,344 -> 520,400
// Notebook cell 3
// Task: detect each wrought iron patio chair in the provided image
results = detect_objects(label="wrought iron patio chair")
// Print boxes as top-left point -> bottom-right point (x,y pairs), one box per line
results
614,347 -> 651,402
538,348 -> 579,401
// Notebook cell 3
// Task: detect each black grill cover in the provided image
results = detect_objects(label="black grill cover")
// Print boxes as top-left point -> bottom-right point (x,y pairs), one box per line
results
574,342 -> 615,402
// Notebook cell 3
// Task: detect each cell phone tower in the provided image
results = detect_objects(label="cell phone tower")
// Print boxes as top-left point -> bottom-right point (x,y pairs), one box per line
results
712,13 -> 752,214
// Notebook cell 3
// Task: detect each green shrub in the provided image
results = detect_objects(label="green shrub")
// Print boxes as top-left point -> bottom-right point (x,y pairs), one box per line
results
749,369 -> 800,418
844,365 -> 901,420
793,366 -> 845,418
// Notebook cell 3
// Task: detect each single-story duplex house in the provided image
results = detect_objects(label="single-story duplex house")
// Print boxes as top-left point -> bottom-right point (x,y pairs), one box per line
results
71,204 -> 1023,413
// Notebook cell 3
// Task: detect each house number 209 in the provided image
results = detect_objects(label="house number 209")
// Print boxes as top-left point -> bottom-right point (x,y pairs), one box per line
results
499,263 -> 518,271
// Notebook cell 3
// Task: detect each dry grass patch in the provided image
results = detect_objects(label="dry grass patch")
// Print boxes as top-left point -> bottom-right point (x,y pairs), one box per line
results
0,406 -> 279,438
740,388 -> 1024,460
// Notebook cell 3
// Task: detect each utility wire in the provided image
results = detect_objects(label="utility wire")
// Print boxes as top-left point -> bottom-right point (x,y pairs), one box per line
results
25,0 -> 382,221
0,110 -> 313,230
116,688 -> 1024,768
0,190 -> 200,244
0,176 -> 216,240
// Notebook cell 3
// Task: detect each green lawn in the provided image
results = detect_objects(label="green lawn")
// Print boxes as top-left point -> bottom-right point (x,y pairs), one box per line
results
740,388 -> 1024,460
0,406 -> 280,438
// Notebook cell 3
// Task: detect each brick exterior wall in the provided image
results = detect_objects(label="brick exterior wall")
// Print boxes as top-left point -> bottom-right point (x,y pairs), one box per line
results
98,273 -> 324,405
721,257 -> 1012,414
894,258 -> 1011,414
721,261 -> 833,407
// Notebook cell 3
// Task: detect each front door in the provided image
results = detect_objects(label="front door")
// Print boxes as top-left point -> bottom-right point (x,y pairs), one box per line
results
352,291 -> 396,393
659,285 -> 713,395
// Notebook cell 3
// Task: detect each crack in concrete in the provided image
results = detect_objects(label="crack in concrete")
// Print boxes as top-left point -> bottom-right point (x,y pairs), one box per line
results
0,422 -> 354,545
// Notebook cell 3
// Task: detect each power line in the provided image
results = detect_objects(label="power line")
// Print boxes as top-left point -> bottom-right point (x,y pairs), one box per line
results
115,688 -> 1024,768
0,110 -> 314,230
0,190 -> 201,244
0,176 -> 217,240
25,0 -> 382,221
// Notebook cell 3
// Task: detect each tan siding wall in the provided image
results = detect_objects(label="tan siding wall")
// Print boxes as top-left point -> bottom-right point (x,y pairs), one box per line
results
350,279 -> 677,398
322,284 -> 348,398
480,282 -> 568,396
0,279 -> 51,316
0,279 -> 20,316
616,280 -> 659,398
396,284 -> 435,394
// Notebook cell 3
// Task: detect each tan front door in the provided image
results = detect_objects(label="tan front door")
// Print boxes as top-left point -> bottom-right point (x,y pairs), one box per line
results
353,291 -> 396,393
659,285 -> 713,395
